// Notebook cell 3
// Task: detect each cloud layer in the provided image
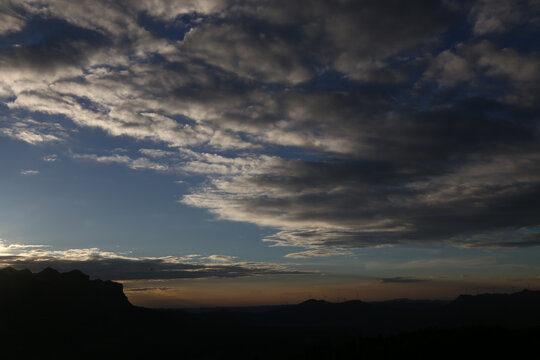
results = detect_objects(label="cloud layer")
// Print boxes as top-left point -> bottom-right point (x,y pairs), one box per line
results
0,240 -> 305,280
1,0 -> 539,252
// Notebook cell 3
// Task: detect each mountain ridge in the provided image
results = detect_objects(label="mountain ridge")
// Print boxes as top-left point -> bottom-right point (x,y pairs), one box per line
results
1,267 -> 539,359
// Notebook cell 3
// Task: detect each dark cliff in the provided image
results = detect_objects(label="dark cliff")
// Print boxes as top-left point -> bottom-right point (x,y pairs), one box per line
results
0,266 -> 131,317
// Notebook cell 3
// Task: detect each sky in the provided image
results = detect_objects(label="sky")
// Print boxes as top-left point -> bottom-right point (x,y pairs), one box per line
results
1,0 -> 540,307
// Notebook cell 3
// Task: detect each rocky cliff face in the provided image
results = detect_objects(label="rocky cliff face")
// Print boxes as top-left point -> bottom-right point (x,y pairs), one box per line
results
0,267 -> 132,315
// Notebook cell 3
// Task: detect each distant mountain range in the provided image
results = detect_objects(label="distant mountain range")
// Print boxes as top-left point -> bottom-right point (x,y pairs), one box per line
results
1,267 -> 539,359
186,289 -> 540,334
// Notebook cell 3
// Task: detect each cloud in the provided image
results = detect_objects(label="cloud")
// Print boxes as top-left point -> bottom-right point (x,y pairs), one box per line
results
470,41 -> 540,83
73,153 -> 168,171
464,40 -> 540,107
0,0 -> 459,155
0,0 -> 539,252
0,241 -> 307,280
132,0 -> 225,20
183,140 -> 540,249
379,276 -> 430,284
422,48 -> 473,87
0,119 -> 68,145
20,169 -> 39,176
0,239 -> 49,255
205,255 -> 237,262
228,0 -> 460,81
139,148 -> 176,158
284,249 -> 352,259
0,12 -> 26,35
42,154 -> 59,162
125,287 -> 172,292
183,23 -> 312,84
469,0 -> 539,36
451,227 -> 540,248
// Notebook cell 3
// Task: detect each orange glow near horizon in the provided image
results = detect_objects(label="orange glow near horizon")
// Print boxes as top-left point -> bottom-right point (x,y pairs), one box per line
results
120,275 -> 539,308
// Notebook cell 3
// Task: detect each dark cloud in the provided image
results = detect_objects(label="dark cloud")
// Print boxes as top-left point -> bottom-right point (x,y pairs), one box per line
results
1,0 -> 540,251
0,17 -> 112,76
380,277 -> 430,284
0,255 -> 307,280
125,287 -> 172,292
452,229 -> 540,248
470,0 -> 540,36
183,22 -> 312,84
185,97 -> 540,248
222,0 -> 461,80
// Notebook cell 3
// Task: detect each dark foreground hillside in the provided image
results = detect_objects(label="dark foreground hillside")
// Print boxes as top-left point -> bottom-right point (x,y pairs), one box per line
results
1,267 -> 539,359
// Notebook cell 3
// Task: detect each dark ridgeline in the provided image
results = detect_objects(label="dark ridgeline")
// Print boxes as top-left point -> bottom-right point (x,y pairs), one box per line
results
0,266 -> 130,312
1,267 -> 539,359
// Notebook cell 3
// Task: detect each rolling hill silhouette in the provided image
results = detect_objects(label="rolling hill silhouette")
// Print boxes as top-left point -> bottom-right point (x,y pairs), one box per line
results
1,267 -> 539,359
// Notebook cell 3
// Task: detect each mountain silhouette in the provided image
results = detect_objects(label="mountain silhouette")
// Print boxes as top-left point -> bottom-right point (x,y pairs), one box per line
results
246,290 -> 540,331
0,266 -> 131,314
1,267 -> 539,359
442,289 -> 540,327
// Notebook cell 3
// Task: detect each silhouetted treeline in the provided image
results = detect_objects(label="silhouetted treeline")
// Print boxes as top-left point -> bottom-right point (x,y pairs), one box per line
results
1,267 -> 539,359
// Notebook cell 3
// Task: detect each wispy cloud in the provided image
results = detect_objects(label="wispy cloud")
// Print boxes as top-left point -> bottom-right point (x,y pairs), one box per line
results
1,119 -> 67,145
42,154 -> 59,162
73,153 -> 168,171
284,249 -> 352,259
205,255 -> 237,263
139,148 -> 176,158
20,169 -> 39,176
